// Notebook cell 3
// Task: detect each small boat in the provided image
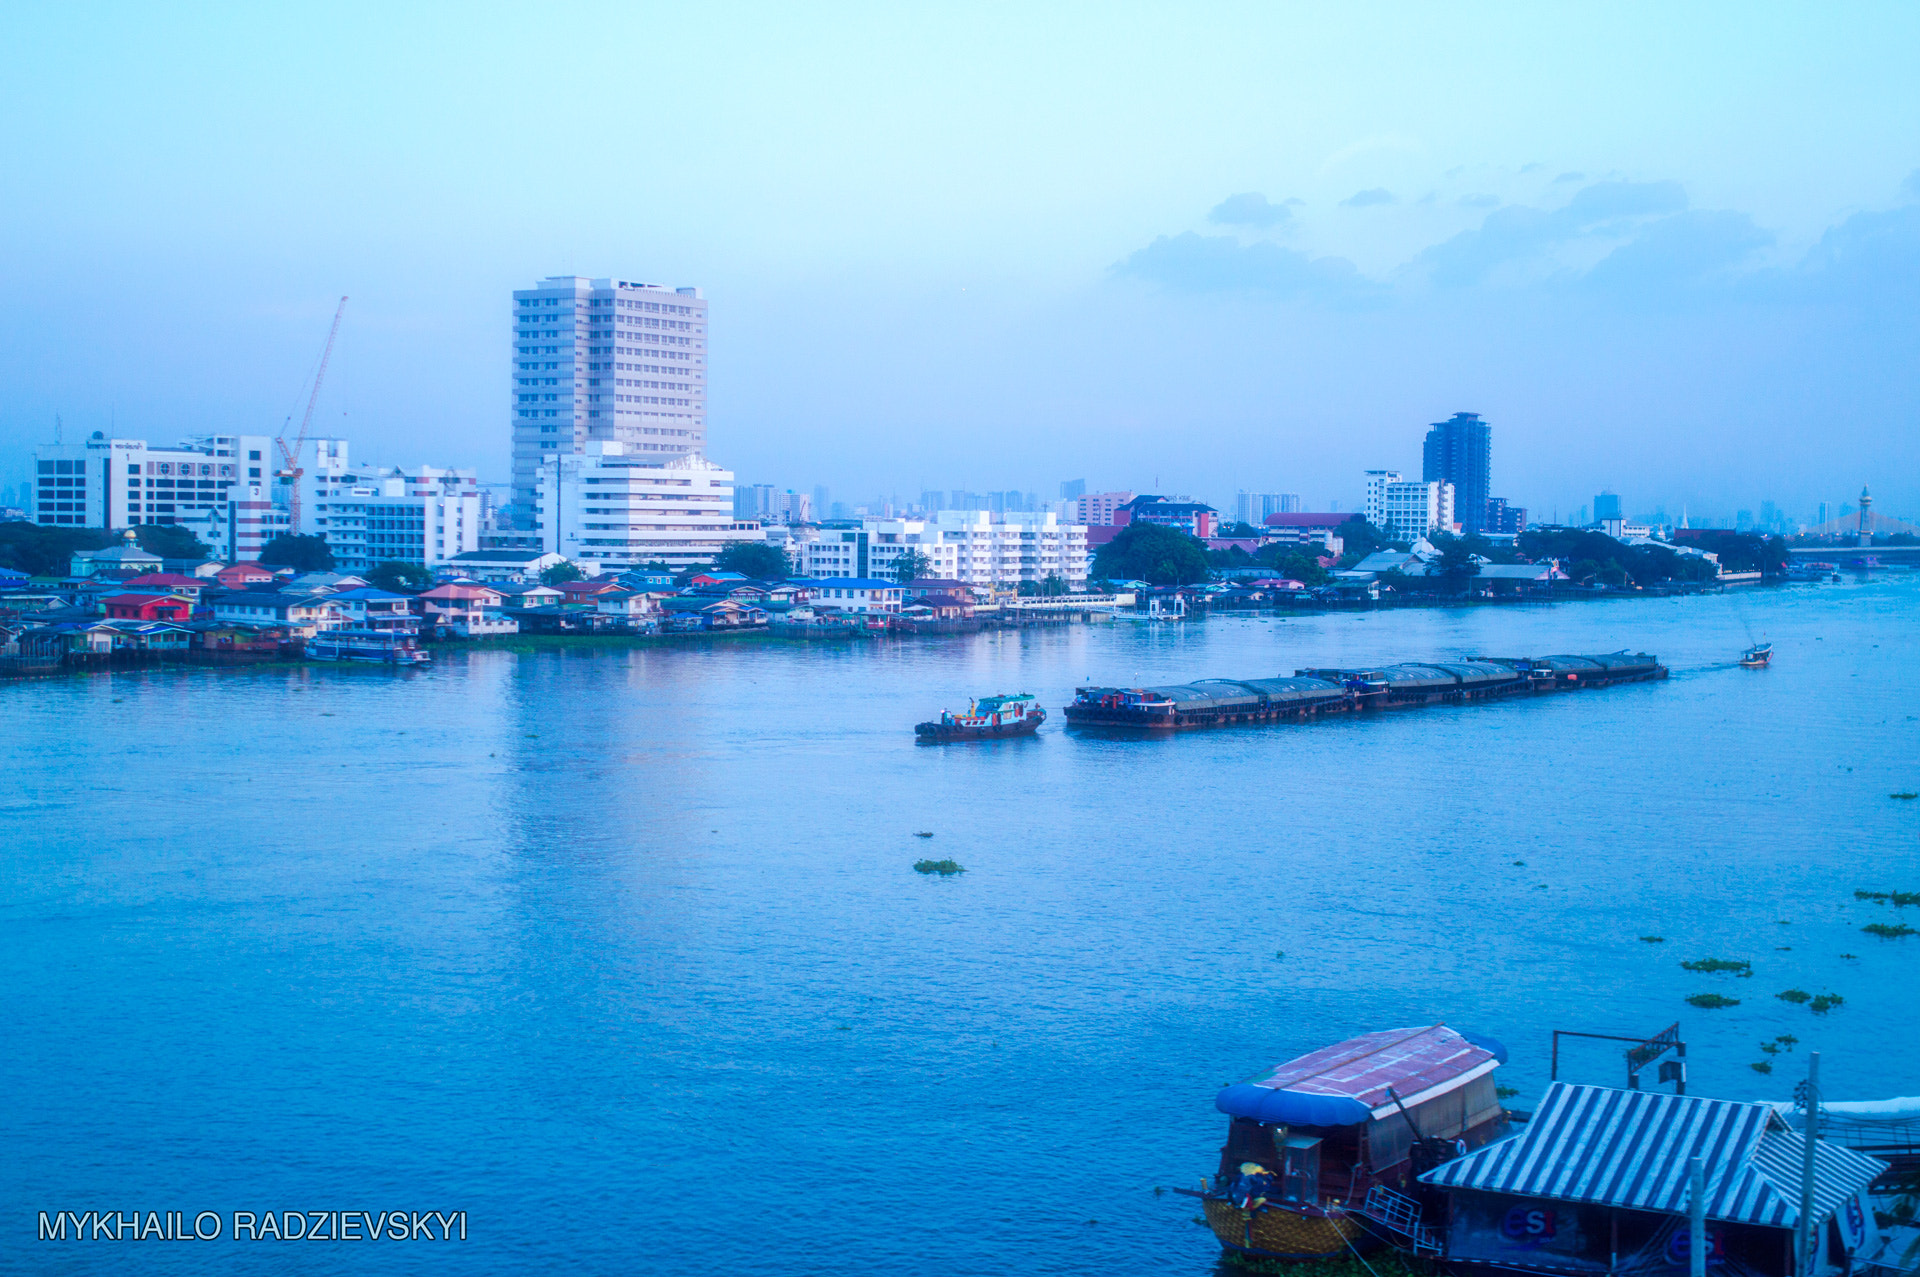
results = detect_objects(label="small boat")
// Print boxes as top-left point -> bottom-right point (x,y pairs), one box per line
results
1740,642 -> 1772,668
1190,1024 -> 1510,1261
914,693 -> 1044,741
307,628 -> 431,665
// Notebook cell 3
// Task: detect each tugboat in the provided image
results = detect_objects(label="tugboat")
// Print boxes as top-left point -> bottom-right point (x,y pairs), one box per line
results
1189,1024 -> 1509,1261
915,693 -> 1045,741
1740,642 -> 1773,668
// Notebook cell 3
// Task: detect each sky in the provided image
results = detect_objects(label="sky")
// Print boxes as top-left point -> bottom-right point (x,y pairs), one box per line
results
2,2 -> 1917,524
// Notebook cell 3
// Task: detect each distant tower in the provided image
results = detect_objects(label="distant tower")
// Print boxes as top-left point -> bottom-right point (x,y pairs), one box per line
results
1423,412 -> 1492,534
1858,485 -> 1873,547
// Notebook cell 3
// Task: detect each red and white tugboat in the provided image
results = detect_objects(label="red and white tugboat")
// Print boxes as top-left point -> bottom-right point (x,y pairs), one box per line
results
915,693 -> 1045,741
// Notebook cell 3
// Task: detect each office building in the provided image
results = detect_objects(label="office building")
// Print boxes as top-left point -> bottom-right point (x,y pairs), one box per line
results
1423,412 -> 1492,534
33,430 -> 283,560
734,483 -> 779,521
1594,492 -> 1622,523
1059,478 -> 1086,501
1234,491 -> 1301,525
510,275 -> 708,527
1482,497 -> 1528,536
535,443 -> 762,571
1071,491 -> 1135,527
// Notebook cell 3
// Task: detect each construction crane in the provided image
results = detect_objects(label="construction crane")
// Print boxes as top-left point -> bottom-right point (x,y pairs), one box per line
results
275,296 -> 348,532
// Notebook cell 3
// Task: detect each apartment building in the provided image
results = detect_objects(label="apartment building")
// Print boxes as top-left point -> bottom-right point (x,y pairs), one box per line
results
793,511 -> 1089,592
1366,469 -> 1456,542
509,275 -> 708,527
294,440 -> 482,572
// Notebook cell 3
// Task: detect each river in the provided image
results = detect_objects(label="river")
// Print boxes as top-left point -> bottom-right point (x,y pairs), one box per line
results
4,576 -> 1917,1274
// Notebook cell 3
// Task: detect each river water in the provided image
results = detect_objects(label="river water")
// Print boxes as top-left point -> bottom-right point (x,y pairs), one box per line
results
4,577 -> 1918,1274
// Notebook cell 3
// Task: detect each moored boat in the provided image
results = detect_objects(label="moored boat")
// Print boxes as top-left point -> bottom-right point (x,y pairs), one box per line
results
914,693 -> 1045,741
306,628 -> 430,665
1193,1024 -> 1510,1261
1740,642 -> 1772,668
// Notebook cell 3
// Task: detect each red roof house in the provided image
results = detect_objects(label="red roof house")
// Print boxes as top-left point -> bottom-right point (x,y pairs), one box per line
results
104,593 -> 193,622
215,562 -> 276,589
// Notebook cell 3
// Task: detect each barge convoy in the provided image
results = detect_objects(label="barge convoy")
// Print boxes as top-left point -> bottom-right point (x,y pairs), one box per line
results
1064,651 -> 1664,731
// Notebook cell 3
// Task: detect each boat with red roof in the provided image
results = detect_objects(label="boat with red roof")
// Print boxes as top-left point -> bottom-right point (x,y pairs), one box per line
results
914,693 -> 1045,741
1190,1024 -> 1511,1261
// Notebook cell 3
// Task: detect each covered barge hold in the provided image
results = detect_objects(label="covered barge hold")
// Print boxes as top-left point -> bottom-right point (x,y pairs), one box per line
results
1418,1082 -> 1888,1277
1064,651 -> 1665,730
1197,1024 -> 1511,1261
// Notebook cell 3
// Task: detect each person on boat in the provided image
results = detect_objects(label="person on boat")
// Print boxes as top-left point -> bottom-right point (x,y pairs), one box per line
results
1229,1162 -> 1273,1210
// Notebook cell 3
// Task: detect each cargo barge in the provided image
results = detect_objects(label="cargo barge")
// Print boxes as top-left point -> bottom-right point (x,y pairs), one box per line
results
1063,651 -> 1664,731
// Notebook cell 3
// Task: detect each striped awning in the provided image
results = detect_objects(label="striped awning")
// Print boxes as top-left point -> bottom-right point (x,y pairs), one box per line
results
1421,1082 -> 1886,1228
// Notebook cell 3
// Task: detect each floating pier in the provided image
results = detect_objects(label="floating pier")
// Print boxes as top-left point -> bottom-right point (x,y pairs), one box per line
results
1063,652 -> 1666,731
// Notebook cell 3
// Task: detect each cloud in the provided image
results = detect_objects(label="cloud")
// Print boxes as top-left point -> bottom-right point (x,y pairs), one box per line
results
1415,180 -> 1689,286
1780,202 -> 1920,306
1903,169 -> 1920,201
1553,171 -> 1586,184
1114,231 -> 1371,299
1459,193 -> 1499,208
1341,187 -> 1395,208
1582,210 -> 1773,293
1208,192 -> 1294,228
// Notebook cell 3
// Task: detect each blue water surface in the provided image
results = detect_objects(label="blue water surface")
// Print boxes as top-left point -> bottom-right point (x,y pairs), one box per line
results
3,578 -> 1917,1274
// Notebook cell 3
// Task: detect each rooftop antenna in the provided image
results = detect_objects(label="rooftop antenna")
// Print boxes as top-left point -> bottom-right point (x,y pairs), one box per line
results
54,413 -> 63,446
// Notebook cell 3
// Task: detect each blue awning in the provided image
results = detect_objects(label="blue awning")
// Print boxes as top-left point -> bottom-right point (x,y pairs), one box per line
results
1217,1084 -> 1372,1125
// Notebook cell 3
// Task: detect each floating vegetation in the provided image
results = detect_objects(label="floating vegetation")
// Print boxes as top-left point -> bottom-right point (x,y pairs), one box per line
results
1892,792 -> 1918,800
1774,919 -> 1791,926
913,858 -> 965,876
1760,1041 -> 1780,1055
1686,993 -> 1741,1009
1777,1034 -> 1798,1048
1855,889 -> 1920,906
1640,936 -> 1666,943
1751,1061 -> 1774,1074
1775,946 -> 1792,951
1841,953 -> 1859,960
1680,958 -> 1752,977
1497,1085 -> 1521,1100
1863,923 -> 1917,939
914,831 -> 934,838
1810,993 -> 1844,1015
834,1024 -> 852,1031
1274,951 -> 1285,960
1777,989 -> 1812,1004
1512,860 -> 1527,867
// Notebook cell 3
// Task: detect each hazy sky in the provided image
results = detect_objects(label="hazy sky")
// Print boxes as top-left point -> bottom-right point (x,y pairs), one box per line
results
3,3 -> 1917,522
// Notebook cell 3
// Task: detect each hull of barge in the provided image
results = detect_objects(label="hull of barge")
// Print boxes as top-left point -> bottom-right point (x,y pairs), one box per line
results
1063,654 -> 1667,731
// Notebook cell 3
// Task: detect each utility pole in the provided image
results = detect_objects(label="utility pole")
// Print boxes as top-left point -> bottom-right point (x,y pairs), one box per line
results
1689,1156 -> 1706,1277
1800,1052 -> 1820,1276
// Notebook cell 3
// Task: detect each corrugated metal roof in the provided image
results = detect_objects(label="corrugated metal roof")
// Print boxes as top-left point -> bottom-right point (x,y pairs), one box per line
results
1421,1083 -> 1886,1228
1220,1025 -> 1501,1127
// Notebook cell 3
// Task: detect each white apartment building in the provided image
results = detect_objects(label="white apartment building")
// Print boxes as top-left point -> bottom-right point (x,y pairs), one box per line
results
33,430 -> 282,559
793,511 -> 1090,592
1366,469 -> 1456,543
510,275 -> 707,527
536,444 -> 763,571
296,439 -> 483,572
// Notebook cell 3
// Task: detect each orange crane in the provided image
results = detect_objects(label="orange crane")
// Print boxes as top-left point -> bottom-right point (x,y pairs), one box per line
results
275,296 -> 348,532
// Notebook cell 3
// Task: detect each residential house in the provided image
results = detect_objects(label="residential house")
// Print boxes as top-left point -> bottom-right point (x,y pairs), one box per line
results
99,620 -> 192,653
214,562 -> 276,589
283,572 -> 371,595
206,590 -> 348,637
494,583 -> 565,611
121,573 -> 211,602
103,593 -> 193,622
807,579 -> 904,615
326,587 -> 421,634
416,583 -> 518,638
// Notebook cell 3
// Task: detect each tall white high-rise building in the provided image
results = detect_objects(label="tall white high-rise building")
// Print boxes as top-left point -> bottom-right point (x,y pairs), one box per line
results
510,275 -> 707,528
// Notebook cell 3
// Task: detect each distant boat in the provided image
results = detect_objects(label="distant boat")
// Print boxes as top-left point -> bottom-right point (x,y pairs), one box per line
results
1740,642 -> 1772,668
915,693 -> 1044,741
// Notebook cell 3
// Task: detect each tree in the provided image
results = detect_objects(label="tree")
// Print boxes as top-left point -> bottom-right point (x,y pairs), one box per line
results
367,561 -> 434,593
541,559 -> 584,585
258,533 -> 334,572
133,523 -> 211,561
1091,522 -> 1211,585
0,524 -> 114,577
1334,516 -> 1398,563
1254,545 -> 1330,587
891,548 -> 933,585
1216,521 -> 1264,538
1040,573 -> 1067,596
714,541 -> 791,580
1016,579 -> 1040,596
1428,533 -> 1483,592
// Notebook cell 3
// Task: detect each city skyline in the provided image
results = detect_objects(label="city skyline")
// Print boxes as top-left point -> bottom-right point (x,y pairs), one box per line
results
2,6 -> 1917,525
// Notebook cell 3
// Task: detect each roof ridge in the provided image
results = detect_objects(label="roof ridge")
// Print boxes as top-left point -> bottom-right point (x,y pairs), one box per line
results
1290,1024 -> 1448,1089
